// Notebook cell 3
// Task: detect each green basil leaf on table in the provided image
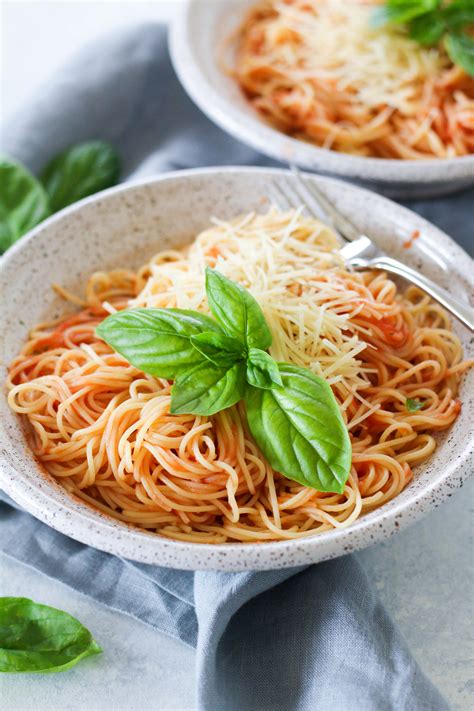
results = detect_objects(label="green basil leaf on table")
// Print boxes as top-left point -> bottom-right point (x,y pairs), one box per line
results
406,398 -> 425,411
205,267 -> 272,350
409,12 -> 446,44
96,308 -> 223,379
0,158 -> 50,253
41,140 -> 120,212
190,331 -> 246,368
245,363 -> 351,493
0,597 -> 102,674
445,32 -> 474,76
170,361 -> 246,416
246,348 -> 283,390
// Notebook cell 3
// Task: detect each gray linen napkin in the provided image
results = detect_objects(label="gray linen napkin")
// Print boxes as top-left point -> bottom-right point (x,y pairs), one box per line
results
2,22 -> 469,710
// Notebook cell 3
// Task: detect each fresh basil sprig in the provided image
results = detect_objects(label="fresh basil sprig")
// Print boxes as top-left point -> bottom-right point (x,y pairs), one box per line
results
0,141 -> 120,254
0,597 -> 102,674
98,268 -> 352,493
190,331 -> 246,368
373,0 -> 474,76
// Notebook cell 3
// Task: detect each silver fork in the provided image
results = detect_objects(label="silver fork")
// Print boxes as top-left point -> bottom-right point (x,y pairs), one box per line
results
269,168 -> 473,332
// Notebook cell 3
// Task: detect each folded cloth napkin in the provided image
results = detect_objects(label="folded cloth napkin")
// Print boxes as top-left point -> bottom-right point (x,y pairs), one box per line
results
1,22 -> 470,710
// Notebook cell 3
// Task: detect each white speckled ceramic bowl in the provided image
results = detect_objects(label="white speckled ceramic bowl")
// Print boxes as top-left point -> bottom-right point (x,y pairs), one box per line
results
170,0 -> 474,199
1,167 -> 472,570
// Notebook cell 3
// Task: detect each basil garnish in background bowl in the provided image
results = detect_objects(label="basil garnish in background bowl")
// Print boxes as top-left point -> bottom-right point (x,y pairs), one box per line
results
373,0 -> 474,76
0,140 -> 120,254
0,597 -> 102,674
97,267 -> 352,494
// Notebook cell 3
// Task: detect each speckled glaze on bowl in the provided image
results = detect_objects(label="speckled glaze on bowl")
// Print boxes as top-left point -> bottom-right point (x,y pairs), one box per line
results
169,0 -> 474,199
1,167 -> 473,571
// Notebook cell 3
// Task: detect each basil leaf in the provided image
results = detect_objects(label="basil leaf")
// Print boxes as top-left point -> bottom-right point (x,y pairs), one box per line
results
372,0 -> 439,27
445,32 -> 474,76
406,398 -> 425,411
442,1 -> 474,31
245,363 -> 351,493
409,12 -> 446,44
205,267 -> 272,350
96,308 -> 222,379
0,597 -> 102,674
190,331 -> 246,368
0,158 -> 50,253
41,141 -> 120,212
246,348 -> 283,390
171,361 -> 246,416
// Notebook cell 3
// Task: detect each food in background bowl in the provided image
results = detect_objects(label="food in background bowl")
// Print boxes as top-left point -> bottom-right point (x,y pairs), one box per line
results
232,0 -> 474,159
6,208 -> 471,544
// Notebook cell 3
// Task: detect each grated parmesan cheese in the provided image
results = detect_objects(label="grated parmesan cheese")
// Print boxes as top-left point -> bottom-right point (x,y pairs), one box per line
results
131,208 -> 384,418
239,0 -> 451,114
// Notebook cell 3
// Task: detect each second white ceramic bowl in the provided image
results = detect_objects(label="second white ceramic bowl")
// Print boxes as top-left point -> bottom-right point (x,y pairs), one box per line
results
170,0 -> 474,198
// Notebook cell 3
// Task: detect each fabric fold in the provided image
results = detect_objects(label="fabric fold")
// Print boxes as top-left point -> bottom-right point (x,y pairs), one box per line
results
0,501 -> 198,647
195,561 -> 449,711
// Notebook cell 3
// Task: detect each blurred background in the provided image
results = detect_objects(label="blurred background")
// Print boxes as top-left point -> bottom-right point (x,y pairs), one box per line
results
2,0 -> 182,123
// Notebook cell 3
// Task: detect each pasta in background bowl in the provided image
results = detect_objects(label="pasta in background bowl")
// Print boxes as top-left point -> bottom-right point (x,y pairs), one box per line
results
170,0 -> 474,198
0,167 -> 472,570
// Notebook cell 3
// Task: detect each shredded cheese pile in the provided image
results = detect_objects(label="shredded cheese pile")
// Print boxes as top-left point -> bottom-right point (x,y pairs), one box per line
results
131,208 -> 379,420
248,0 -> 450,114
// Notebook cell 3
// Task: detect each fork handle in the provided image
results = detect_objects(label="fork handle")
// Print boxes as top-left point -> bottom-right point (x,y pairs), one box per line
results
366,256 -> 474,332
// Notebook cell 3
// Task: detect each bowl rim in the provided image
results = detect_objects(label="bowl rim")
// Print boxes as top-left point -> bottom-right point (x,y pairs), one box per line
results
169,0 -> 474,184
0,165 -> 473,571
